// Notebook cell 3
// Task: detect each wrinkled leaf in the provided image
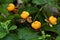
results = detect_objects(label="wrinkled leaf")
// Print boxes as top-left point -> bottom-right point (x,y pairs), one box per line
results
22,0 -> 29,3
32,0 -> 47,5
17,27 -> 39,40
0,32 -> 7,38
32,0 -> 56,5
0,33 -> 18,40
0,0 -> 14,4
56,35 -> 60,40
9,25 -> 17,31
6,15 -> 14,20
0,20 -> 11,31
19,6 -> 38,14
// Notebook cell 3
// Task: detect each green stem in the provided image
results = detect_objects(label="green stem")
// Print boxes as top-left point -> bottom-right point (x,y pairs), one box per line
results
6,26 -> 9,33
42,23 -> 48,27
33,6 -> 43,21
43,12 -> 48,19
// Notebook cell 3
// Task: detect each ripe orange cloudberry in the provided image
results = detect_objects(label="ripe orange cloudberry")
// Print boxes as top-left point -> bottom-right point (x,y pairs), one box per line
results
31,21 -> 41,30
49,16 -> 57,25
7,3 -> 15,11
20,11 -> 30,19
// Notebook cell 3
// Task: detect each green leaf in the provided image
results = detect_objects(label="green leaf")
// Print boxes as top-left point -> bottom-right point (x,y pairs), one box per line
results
0,0 -> 14,4
37,13 -> 45,23
22,0 -> 29,3
0,26 -> 6,33
0,4 -> 9,15
0,24 -> 7,38
0,32 -> 7,38
0,33 -> 19,40
1,20 -> 11,33
4,20 -> 11,27
0,20 -> 11,33
14,14 -> 20,19
5,0 -> 13,3
56,35 -> 60,40
32,0 -> 56,5
32,0 -> 47,5
0,15 -> 4,22
6,15 -> 14,20
19,6 -> 38,14
17,27 -> 39,40
9,25 -> 17,31
0,0 -> 5,4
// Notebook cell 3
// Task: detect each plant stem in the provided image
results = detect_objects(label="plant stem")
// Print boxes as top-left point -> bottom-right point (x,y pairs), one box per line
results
6,26 -> 9,33
42,11 -> 48,19
33,6 -> 43,21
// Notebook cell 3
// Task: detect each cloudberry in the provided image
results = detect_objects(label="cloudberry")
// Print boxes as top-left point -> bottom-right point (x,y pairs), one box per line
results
31,21 -> 41,30
7,3 -> 15,11
49,16 -> 57,25
20,11 -> 30,19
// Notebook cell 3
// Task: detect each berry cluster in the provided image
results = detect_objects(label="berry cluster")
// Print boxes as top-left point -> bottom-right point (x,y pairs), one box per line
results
7,3 -> 57,30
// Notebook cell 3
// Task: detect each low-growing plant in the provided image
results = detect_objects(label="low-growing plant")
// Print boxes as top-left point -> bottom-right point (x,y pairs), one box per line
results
0,0 -> 60,40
